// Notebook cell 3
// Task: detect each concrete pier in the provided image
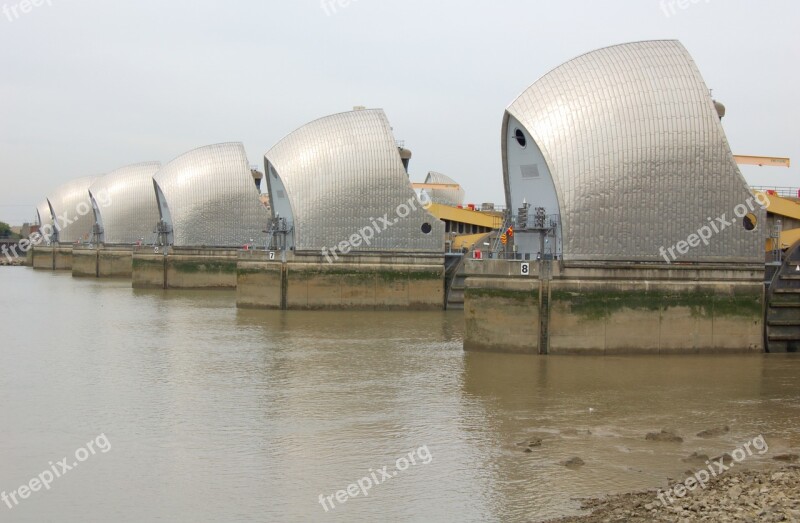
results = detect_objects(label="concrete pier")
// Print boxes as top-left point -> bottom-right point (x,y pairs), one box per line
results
32,245 -> 73,270
54,246 -> 73,270
72,246 -> 98,277
132,247 -> 239,289
464,260 -> 764,355
32,246 -> 55,270
72,245 -> 135,278
237,251 -> 445,310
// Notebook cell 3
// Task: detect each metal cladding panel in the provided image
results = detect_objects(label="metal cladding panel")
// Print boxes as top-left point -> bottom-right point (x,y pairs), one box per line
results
264,109 -> 444,253
503,40 -> 763,263
153,143 -> 268,247
46,176 -> 97,244
88,162 -> 161,245
36,200 -> 54,229
423,172 -> 465,206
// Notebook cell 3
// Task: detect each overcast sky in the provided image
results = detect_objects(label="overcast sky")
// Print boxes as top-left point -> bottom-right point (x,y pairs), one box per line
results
0,0 -> 797,225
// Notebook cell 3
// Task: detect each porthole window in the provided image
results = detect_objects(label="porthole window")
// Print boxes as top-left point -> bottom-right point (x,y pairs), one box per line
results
743,213 -> 757,231
514,128 -> 527,148
421,222 -> 433,234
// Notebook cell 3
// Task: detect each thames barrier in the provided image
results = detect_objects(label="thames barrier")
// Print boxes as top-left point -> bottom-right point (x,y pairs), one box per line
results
22,40 -> 800,354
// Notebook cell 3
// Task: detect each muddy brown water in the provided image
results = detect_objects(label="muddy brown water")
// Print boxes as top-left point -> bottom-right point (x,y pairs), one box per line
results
1,268 -> 799,522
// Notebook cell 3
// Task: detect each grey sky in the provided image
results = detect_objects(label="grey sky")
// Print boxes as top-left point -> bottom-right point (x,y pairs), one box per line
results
1,0 -> 797,225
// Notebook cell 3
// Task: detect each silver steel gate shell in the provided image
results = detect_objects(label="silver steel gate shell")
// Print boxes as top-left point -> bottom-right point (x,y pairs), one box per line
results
153,143 -> 268,247
88,162 -> 161,245
46,176 -> 97,244
264,109 -> 444,254
503,40 -> 763,263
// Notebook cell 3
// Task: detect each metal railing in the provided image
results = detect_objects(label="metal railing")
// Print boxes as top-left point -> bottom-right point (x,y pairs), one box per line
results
751,186 -> 800,198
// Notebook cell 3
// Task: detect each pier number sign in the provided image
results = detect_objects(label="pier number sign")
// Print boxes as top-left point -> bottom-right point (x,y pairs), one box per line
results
521,262 -> 531,276
269,251 -> 276,260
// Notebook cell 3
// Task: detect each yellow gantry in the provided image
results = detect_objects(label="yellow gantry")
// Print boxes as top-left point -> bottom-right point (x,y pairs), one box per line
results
735,155 -> 791,168
424,203 -> 503,250
755,191 -> 800,251
425,203 -> 503,229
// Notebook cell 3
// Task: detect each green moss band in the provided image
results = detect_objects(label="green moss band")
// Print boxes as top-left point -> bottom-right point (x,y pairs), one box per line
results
550,290 -> 761,320
466,288 -> 537,303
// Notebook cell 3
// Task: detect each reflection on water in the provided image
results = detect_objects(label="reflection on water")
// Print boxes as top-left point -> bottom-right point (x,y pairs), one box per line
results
1,268 -> 799,522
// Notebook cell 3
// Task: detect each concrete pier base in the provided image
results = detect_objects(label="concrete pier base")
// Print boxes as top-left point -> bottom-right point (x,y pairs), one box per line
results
72,247 -> 98,277
464,260 -> 764,355
32,245 -> 82,271
51,246 -> 73,270
72,246 -> 135,278
237,251 -> 445,310
32,246 -> 55,270
99,249 -> 135,278
132,247 -> 238,289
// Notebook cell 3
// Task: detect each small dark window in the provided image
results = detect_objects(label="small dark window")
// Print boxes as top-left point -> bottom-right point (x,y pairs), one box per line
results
421,222 -> 433,234
743,214 -> 757,231
514,128 -> 527,148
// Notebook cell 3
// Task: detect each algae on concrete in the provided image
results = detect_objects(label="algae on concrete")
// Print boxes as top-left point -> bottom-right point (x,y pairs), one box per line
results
551,289 -> 762,320
466,287 -> 537,303
171,261 -> 237,274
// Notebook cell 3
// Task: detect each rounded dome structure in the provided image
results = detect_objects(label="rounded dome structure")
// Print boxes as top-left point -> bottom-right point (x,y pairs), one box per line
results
46,176 -> 97,244
422,172 -> 465,207
264,109 -> 444,253
503,40 -> 763,263
88,162 -> 161,245
153,143 -> 268,247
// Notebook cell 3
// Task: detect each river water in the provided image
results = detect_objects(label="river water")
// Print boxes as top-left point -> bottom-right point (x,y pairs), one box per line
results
1,268 -> 799,522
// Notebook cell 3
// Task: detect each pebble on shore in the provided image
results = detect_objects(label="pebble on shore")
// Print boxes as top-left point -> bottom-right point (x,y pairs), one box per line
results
544,464 -> 800,523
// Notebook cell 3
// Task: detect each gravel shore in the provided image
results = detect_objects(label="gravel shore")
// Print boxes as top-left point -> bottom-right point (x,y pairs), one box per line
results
545,464 -> 800,522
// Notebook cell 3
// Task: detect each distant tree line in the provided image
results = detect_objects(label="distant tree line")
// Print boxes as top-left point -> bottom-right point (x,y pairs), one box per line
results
0,221 -> 21,239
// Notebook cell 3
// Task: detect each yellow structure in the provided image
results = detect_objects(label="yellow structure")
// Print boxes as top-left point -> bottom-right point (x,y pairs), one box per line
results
732,153 -> 796,251
735,156 -> 791,168
451,233 -> 490,251
755,191 -> 800,251
425,203 -> 502,250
